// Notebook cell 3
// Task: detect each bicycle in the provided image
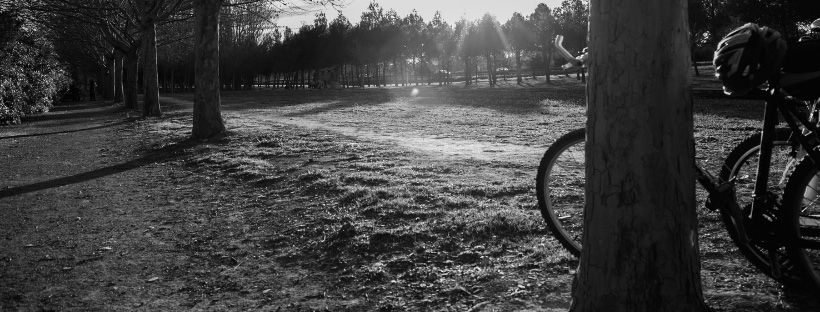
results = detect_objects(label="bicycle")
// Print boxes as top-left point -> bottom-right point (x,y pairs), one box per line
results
538,27 -> 820,288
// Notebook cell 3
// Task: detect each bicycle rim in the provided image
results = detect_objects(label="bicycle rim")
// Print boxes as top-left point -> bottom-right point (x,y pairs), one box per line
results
537,128 -> 585,257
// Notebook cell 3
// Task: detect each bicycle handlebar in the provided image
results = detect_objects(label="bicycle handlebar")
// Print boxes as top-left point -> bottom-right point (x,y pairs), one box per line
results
555,35 -> 585,69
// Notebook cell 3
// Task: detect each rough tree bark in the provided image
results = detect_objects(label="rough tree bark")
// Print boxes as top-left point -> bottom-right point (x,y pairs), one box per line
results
191,0 -> 225,139
569,0 -> 708,311
141,20 -> 161,117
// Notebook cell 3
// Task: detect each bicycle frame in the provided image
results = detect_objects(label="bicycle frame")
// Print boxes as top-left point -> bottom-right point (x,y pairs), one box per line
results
552,33 -> 820,276
697,86 -> 820,277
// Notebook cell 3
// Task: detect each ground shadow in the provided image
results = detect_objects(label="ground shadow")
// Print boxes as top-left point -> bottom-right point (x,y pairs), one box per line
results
0,138 -> 198,199
50,101 -> 111,112
0,119 -> 134,140
23,103 -> 130,123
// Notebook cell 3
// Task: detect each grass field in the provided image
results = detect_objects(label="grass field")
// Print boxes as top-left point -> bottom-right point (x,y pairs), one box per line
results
2,73 -> 818,311
149,74 -> 814,310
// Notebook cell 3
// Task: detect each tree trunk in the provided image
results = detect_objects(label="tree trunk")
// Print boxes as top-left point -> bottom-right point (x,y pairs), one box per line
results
401,60 -> 406,86
691,33 -> 700,76
393,60 -> 399,86
191,0 -> 225,140
464,56 -> 470,85
141,20 -> 161,117
412,57 -> 417,86
544,47 -> 551,83
123,50 -> 139,110
374,63 -> 379,87
104,52 -> 114,100
515,50 -> 522,84
569,0 -> 707,311
474,61 -> 479,84
114,52 -> 124,103
485,52 -> 493,87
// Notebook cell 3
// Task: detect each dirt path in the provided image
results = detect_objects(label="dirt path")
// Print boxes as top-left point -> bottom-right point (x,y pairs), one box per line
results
160,96 -> 545,163
274,117 -> 544,162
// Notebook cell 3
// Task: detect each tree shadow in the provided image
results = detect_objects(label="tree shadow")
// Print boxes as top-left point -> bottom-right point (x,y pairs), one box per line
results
23,103 -> 129,123
0,138 -> 198,199
0,119 -> 135,140
50,101 -> 111,112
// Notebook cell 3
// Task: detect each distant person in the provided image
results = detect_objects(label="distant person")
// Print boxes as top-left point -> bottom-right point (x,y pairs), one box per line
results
89,79 -> 96,101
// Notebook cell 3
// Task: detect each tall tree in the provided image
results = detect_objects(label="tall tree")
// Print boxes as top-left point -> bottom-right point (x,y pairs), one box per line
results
190,0 -> 344,139
478,13 -> 503,87
191,0 -> 224,139
460,20 -> 480,85
553,0 -> 589,53
426,11 -> 450,85
100,15 -> 142,110
503,12 -> 534,84
403,10 -> 425,86
529,3 -> 557,82
135,0 -> 192,117
570,0 -> 708,311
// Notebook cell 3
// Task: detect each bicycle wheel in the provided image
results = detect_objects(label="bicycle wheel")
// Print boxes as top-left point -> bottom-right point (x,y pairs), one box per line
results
781,159 -> 820,290
719,128 -> 806,285
537,128 -> 585,256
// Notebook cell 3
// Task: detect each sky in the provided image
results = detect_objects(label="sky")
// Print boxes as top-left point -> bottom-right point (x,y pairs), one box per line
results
274,0 -> 564,31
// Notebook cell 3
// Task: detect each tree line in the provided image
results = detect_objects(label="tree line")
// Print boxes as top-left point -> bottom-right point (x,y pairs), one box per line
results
1,0 -> 818,127
154,0 -> 819,91
163,0 -> 592,91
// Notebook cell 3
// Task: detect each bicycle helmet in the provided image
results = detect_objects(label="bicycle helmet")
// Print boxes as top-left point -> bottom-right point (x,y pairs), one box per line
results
811,18 -> 820,39
713,23 -> 787,96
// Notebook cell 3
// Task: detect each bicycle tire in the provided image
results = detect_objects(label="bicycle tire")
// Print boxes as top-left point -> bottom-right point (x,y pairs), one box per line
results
781,158 -> 820,290
538,127 -> 801,265
718,128 -> 807,285
536,128 -> 585,257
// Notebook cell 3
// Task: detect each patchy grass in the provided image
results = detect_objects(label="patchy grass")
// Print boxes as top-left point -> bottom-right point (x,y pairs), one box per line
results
148,79 -> 818,310
4,71 -> 817,311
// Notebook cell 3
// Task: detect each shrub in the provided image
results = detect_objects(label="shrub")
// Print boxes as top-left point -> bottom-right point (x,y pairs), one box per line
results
0,10 -> 69,125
